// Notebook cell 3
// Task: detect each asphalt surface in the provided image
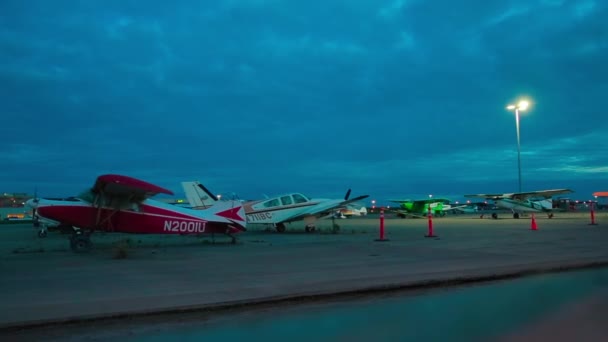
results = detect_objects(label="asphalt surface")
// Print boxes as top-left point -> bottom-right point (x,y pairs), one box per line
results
1,211 -> 607,339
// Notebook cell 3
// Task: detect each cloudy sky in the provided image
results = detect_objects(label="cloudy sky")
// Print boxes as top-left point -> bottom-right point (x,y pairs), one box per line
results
1,0 -> 607,203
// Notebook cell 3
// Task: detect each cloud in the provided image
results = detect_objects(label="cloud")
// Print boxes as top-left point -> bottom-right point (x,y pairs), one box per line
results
0,0 -> 607,201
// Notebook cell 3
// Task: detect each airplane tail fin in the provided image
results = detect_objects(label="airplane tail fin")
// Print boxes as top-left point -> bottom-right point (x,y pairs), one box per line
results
205,199 -> 246,232
181,181 -> 218,209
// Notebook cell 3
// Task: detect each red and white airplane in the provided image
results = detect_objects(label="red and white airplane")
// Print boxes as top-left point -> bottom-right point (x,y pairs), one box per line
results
26,174 -> 246,252
181,181 -> 369,233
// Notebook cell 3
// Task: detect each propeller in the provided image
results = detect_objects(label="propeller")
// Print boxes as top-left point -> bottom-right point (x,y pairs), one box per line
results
31,186 -> 40,227
344,188 -> 352,201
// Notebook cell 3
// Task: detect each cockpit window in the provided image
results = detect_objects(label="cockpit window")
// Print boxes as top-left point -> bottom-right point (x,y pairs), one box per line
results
280,196 -> 293,205
293,194 -> 308,203
263,198 -> 280,208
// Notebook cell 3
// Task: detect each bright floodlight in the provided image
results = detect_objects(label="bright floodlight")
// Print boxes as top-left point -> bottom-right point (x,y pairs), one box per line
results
517,100 -> 529,111
506,100 -> 530,111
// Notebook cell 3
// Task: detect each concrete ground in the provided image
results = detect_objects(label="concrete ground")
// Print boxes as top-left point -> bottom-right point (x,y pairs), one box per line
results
0,211 -> 607,336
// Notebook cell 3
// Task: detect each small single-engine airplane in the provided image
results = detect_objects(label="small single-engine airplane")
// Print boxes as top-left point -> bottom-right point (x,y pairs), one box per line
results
464,188 -> 574,219
181,181 -> 369,233
26,174 -> 246,252
337,204 -> 368,218
388,198 -> 466,218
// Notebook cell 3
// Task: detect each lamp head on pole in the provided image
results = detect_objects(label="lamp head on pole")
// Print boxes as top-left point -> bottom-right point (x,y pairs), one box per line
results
506,99 -> 531,112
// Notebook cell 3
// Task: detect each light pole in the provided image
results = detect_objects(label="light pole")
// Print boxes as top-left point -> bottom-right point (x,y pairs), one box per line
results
506,100 -> 530,193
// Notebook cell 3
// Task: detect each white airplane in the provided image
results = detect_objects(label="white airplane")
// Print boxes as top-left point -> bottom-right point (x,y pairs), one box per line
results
181,181 -> 369,232
464,189 -> 574,219
332,204 -> 367,219
338,204 -> 368,217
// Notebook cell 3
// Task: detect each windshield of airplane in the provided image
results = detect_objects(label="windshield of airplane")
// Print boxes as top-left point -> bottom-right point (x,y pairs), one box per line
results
262,198 -> 280,208
292,194 -> 309,203
76,189 -> 95,203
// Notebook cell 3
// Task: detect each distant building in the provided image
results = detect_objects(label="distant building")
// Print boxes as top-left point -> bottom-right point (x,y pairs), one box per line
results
0,193 -> 33,220
0,193 -> 31,208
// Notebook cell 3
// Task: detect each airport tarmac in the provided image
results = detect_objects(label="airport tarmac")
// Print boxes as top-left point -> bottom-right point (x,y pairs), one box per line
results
1,211 -> 607,336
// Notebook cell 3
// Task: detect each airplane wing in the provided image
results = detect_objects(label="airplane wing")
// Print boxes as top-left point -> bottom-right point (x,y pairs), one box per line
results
389,199 -> 413,203
465,189 -> 573,200
285,195 -> 370,222
593,191 -> 608,197
93,174 -> 174,202
443,204 -> 469,211
510,189 -> 573,200
464,193 -> 510,199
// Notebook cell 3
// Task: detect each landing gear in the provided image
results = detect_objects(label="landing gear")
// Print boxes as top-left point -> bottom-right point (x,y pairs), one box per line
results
70,232 -> 92,253
38,229 -> 47,238
275,223 -> 286,233
491,213 -> 498,219
225,233 -> 237,244
548,213 -> 554,219
305,224 -> 316,233
513,213 -> 520,219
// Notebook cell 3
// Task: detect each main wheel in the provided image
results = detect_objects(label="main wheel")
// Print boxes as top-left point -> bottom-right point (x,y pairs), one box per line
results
513,213 -> 520,219
491,213 -> 498,219
275,223 -> 286,233
70,235 -> 92,253
305,224 -> 316,233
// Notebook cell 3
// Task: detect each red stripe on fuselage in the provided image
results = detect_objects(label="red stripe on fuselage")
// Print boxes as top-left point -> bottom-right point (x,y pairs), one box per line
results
36,204 -> 242,235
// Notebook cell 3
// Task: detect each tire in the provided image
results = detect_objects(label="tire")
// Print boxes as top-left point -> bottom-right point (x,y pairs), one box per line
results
70,235 -> 92,253
513,213 -> 520,219
38,230 -> 47,238
491,213 -> 498,220
275,223 -> 286,233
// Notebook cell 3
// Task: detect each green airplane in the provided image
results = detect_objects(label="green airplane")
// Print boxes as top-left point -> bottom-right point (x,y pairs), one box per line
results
389,198 -> 465,218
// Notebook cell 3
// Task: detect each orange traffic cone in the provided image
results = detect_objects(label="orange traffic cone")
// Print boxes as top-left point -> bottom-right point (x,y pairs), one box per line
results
530,213 -> 538,231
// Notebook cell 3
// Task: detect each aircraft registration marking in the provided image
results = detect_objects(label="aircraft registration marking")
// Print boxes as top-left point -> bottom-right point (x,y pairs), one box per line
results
247,212 -> 272,222
163,221 -> 206,233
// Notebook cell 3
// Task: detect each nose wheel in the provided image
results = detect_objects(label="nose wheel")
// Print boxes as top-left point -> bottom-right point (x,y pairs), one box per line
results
305,224 -> 316,233
275,223 -> 286,233
38,228 -> 47,238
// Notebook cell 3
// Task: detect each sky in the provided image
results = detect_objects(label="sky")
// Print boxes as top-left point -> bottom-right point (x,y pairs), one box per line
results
1,0 -> 607,204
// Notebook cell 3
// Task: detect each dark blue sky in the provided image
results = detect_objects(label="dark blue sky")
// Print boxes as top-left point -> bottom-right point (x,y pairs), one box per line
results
1,0 -> 607,203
